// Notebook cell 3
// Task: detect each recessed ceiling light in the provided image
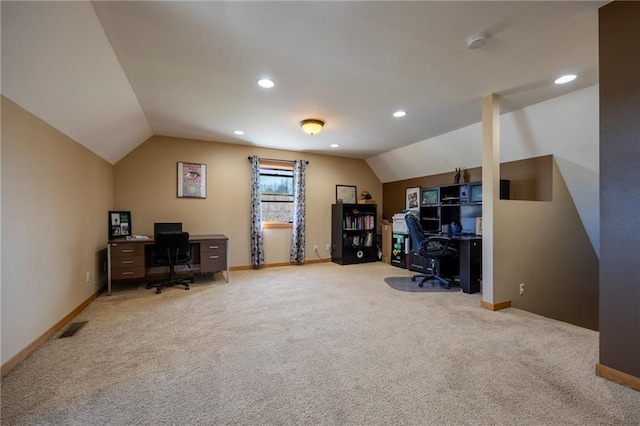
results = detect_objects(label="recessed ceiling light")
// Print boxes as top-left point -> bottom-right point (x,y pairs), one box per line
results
393,110 -> 407,118
467,32 -> 491,49
554,74 -> 577,85
330,144 -> 340,148
233,130 -> 245,135
257,78 -> 275,88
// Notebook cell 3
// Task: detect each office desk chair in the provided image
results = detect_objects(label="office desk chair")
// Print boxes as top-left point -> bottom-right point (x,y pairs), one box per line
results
146,231 -> 194,294
405,213 -> 458,289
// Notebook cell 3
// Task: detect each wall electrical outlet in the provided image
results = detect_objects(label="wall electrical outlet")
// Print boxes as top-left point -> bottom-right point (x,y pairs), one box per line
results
326,244 -> 331,251
86,271 -> 91,283
313,244 -> 318,251
519,283 -> 525,295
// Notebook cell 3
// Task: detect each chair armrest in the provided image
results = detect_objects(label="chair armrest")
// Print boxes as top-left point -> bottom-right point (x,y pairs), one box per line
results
425,236 -> 455,256
428,235 -> 452,244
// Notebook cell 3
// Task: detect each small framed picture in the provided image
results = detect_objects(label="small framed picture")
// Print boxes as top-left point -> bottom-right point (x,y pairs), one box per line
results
178,162 -> 207,198
109,211 -> 132,240
336,185 -> 357,204
406,187 -> 420,211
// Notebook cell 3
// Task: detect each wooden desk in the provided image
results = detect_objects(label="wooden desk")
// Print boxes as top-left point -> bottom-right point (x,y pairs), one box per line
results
107,234 -> 229,295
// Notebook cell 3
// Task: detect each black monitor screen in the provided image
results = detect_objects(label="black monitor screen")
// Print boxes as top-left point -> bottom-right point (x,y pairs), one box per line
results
470,184 -> 482,203
154,222 -> 182,235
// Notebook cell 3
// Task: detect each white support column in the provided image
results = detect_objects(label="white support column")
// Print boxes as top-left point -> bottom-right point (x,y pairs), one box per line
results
481,94 -> 500,306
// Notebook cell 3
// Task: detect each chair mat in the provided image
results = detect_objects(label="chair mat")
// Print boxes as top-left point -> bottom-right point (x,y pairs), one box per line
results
384,276 -> 461,293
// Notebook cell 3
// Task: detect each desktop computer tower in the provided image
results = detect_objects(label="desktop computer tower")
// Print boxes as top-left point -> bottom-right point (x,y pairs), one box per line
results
459,239 -> 482,294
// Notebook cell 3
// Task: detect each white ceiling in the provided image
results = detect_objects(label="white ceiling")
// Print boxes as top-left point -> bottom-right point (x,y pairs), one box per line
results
2,1 -> 605,164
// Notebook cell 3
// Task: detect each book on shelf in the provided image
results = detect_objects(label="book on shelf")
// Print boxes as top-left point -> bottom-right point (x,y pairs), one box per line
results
364,232 -> 373,247
343,214 -> 375,230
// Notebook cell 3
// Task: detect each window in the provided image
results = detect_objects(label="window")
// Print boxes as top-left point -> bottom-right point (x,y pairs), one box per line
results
260,161 -> 294,225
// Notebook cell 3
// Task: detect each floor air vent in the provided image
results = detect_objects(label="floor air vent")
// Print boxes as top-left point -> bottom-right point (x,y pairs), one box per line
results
59,321 -> 88,338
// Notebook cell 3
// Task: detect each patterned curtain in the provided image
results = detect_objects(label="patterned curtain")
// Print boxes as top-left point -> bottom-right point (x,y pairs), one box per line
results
290,160 -> 307,263
250,156 -> 265,268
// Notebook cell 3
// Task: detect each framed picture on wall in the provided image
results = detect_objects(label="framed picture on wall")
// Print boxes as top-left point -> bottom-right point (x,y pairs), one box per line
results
405,187 -> 420,211
177,162 -> 207,198
336,185 -> 357,204
108,211 -> 132,240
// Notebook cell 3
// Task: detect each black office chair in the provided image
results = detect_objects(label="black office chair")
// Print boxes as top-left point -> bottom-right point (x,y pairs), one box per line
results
405,213 -> 458,288
146,231 -> 194,294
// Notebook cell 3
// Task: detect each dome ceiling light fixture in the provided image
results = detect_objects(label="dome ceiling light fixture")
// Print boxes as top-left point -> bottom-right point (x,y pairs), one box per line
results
467,32 -> 491,49
300,119 -> 324,136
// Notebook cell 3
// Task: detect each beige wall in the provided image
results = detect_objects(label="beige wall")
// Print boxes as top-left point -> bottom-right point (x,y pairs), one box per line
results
114,136 -> 382,267
495,158 -> 598,330
1,97 -> 114,364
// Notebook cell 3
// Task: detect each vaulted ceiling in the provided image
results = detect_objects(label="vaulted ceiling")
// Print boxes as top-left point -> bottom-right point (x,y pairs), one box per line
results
2,1 -> 605,164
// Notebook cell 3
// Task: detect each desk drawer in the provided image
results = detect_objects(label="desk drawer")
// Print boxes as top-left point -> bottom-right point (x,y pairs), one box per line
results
200,240 -> 227,254
111,266 -> 145,279
201,252 -> 227,273
110,243 -> 145,280
111,256 -> 144,268
110,243 -> 145,258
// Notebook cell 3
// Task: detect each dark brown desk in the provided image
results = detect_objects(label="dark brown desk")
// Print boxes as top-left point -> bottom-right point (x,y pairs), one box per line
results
107,234 -> 229,295
407,235 -> 482,294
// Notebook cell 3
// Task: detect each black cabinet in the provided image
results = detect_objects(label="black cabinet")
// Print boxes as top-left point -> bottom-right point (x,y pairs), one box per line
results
331,204 -> 378,265
424,182 -> 477,234
459,239 -> 482,294
419,181 -> 509,235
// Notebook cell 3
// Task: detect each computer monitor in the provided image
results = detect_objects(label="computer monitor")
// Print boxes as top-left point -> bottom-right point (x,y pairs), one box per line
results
460,217 -> 477,235
469,183 -> 482,203
154,222 -> 182,236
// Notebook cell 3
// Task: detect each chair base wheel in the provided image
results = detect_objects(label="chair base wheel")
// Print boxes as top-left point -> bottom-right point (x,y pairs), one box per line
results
147,276 -> 193,294
418,282 -> 424,287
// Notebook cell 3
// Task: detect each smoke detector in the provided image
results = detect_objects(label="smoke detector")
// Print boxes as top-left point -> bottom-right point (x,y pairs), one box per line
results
467,32 -> 490,49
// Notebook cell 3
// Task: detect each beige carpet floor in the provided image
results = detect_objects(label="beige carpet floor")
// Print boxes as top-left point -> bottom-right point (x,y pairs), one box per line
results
1,262 -> 639,425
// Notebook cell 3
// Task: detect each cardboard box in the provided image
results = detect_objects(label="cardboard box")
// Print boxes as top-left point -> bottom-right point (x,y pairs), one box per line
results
381,223 -> 392,264
359,199 -> 377,204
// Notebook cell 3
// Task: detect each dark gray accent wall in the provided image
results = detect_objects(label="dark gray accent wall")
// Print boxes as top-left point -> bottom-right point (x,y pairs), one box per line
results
599,1 -> 640,378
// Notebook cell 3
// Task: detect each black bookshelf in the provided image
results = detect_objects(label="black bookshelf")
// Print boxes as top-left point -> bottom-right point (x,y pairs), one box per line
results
331,203 -> 378,265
